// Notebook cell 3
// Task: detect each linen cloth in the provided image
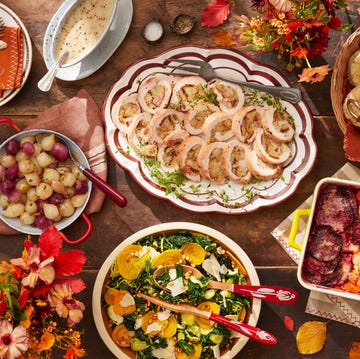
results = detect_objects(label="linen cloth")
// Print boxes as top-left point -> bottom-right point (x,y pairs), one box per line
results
0,89 -> 107,234
271,162 -> 360,327
0,26 -> 24,96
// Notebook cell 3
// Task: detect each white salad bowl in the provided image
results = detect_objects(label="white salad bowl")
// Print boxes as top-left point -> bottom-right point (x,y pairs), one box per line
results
92,222 -> 262,359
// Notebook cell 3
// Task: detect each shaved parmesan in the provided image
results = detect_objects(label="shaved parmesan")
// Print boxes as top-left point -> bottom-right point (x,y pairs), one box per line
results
158,310 -> 171,321
146,322 -> 163,334
202,254 -> 222,281
119,292 -> 135,307
167,277 -> 186,297
213,344 -> 221,358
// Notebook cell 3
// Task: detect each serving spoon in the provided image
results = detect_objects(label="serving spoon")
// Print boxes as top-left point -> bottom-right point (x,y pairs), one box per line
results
56,134 -> 127,208
153,264 -> 298,305
37,51 -> 69,92
138,292 -> 277,346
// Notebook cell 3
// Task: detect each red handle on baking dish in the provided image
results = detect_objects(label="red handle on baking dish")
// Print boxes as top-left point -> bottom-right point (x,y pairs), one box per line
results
60,213 -> 93,245
209,313 -> 277,346
0,117 -> 22,132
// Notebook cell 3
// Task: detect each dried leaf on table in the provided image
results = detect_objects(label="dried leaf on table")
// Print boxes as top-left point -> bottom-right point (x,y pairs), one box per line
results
349,342 -> 360,359
210,29 -> 235,46
201,0 -> 232,28
283,315 -> 294,331
296,321 -> 327,354
298,65 -> 332,84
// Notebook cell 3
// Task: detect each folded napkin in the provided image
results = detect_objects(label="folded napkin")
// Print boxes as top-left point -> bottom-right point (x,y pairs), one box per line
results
0,26 -> 24,97
0,89 -> 107,235
344,122 -> 360,162
271,162 -> 360,328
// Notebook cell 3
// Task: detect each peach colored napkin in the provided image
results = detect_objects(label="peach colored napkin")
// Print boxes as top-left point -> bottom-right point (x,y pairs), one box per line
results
271,163 -> 360,328
0,26 -> 24,97
0,89 -> 107,235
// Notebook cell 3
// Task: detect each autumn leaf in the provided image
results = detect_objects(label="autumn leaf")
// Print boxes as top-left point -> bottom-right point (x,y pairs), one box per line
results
210,29 -> 235,46
202,0 -> 232,28
298,65 -> 332,83
296,321 -> 327,354
349,342 -> 360,359
283,315 -> 294,331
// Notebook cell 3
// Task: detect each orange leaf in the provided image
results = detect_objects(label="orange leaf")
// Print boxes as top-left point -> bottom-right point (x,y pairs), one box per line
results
210,29 -> 235,46
298,65 -> 332,84
349,342 -> 360,359
202,0 -> 232,28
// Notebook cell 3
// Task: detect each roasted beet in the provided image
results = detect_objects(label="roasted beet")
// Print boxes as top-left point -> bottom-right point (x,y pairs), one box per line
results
313,184 -> 357,233
307,225 -> 342,262
303,254 -> 339,275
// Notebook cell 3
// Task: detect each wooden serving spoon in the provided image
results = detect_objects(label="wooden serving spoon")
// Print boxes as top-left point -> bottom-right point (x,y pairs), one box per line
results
138,292 -> 277,346
153,264 -> 298,305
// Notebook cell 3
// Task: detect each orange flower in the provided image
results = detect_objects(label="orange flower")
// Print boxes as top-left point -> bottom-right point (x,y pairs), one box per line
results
35,331 -> 55,353
63,343 -> 86,359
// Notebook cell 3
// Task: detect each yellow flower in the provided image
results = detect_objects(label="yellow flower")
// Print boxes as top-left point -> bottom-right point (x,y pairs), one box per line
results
35,331 -> 55,353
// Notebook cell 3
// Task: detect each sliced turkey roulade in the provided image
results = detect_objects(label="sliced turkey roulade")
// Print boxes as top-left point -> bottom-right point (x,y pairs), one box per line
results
253,128 -> 291,165
111,94 -> 141,134
209,80 -> 245,115
137,75 -> 173,114
221,140 -> 252,184
127,112 -> 158,158
177,136 -> 205,182
198,142 -> 227,185
203,111 -> 234,142
232,105 -> 264,143
149,109 -> 185,143
157,130 -> 189,172
184,102 -> 219,135
262,106 -> 295,143
246,150 -> 282,180
170,76 -> 208,112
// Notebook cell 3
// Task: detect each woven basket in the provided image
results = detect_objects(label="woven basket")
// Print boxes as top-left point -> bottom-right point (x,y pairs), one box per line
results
331,27 -> 360,133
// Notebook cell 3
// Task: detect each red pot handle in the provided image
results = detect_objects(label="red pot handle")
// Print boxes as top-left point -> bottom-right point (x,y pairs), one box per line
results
60,213 -> 93,245
0,117 -> 22,132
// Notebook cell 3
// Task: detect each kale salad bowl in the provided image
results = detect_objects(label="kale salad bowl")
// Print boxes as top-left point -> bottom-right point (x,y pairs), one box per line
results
92,222 -> 262,358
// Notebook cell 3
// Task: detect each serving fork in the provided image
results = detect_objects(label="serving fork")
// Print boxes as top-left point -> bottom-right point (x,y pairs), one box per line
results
167,58 -> 302,104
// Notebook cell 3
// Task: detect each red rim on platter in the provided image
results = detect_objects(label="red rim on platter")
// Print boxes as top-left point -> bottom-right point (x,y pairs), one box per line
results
102,45 -> 317,214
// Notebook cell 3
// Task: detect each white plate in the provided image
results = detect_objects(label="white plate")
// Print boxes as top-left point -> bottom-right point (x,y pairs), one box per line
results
0,3 -> 32,106
42,0 -> 133,81
103,45 -> 317,214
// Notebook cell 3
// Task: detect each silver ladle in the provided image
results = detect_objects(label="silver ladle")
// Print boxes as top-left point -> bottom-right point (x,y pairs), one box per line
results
37,51 -> 69,92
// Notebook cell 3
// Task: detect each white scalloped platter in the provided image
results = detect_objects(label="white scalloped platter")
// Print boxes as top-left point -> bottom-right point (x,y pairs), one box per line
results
102,45 -> 317,214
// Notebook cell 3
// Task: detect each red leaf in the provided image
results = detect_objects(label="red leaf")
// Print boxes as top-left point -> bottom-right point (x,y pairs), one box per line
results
202,0 -> 231,28
53,250 -> 86,277
54,278 -> 86,294
39,225 -> 63,259
284,315 -> 295,331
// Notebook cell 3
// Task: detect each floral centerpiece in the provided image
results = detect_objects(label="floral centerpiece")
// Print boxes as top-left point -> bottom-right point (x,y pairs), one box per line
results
202,0 -> 351,83
0,226 -> 86,359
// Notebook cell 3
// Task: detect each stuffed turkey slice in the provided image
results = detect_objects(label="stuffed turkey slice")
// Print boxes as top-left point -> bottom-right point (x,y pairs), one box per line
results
170,76 -> 208,111
177,136 -> 205,182
232,105 -> 264,144
203,111 -> 234,142
184,101 -> 219,135
209,80 -> 245,115
157,130 -> 190,172
127,112 -> 158,158
137,75 -> 173,114
246,149 -> 282,180
150,109 -> 185,143
262,106 -> 295,143
221,140 -> 252,184
198,142 -> 227,185
253,128 -> 291,165
111,94 -> 141,134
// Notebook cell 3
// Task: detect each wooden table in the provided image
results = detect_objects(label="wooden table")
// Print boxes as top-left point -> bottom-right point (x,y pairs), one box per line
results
1,1 -> 359,358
